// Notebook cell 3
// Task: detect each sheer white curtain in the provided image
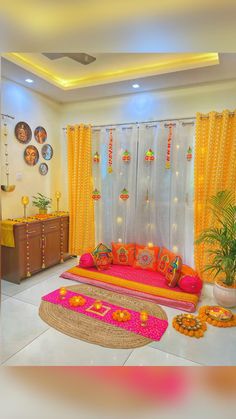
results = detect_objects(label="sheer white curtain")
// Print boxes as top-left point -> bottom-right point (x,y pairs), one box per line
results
92,120 -> 195,266
136,120 -> 195,265
92,125 -> 138,245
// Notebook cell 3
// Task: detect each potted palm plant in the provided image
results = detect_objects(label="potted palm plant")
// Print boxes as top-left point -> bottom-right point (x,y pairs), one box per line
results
196,190 -> 236,307
32,192 -> 52,214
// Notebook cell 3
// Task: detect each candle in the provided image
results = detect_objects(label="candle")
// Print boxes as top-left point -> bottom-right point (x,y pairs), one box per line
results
93,300 -> 102,311
59,287 -> 67,299
21,196 -> 29,219
140,311 -> 148,326
55,191 -> 61,212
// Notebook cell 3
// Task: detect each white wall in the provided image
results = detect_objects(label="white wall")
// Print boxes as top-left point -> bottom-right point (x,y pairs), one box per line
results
1,78 -> 63,219
2,76 -> 236,219
61,78 -> 236,126
60,78 -> 236,208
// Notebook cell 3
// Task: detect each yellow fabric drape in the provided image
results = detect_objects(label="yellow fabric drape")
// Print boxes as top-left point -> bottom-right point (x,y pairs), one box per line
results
1,220 -> 15,247
67,124 -> 95,255
194,110 -> 236,282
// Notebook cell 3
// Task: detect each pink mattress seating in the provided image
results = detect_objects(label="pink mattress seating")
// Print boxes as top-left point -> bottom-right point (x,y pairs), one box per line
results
61,264 -> 201,313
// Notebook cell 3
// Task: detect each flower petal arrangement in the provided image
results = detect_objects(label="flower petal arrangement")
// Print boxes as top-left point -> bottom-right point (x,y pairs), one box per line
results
69,295 -> 86,307
198,306 -> 236,327
172,313 -> 207,338
112,309 -> 131,322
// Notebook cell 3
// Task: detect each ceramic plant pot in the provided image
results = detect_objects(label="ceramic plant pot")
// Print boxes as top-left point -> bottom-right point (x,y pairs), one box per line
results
39,208 -> 48,215
213,280 -> 236,308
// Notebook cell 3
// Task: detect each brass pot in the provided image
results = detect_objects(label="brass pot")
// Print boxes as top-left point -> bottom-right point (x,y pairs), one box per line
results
39,208 -> 48,214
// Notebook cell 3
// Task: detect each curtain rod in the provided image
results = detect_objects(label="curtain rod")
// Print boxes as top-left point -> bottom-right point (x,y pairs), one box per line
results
62,116 -> 196,131
62,111 -> 235,131
1,113 -> 15,120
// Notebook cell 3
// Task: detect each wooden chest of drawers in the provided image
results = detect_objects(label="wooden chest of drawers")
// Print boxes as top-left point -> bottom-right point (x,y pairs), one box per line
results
1,215 -> 70,284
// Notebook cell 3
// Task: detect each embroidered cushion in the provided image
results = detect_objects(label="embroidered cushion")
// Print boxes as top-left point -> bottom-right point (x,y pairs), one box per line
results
165,255 -> 182,287
157,247 -> 176,275
79,253 -> 95,268
94,253 -> 111,271
112,242 -> 135,266
92,243 -> 113,271
178,275 -> 202,294
133,245 -> 159,271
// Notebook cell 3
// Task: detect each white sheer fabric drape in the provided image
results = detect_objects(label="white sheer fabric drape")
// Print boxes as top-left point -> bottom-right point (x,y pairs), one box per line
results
92,125 -> 138,245
92,120 -> 195,267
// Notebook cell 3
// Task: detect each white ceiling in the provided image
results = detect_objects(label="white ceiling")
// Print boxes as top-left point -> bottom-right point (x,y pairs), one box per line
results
2,53 -> 236,103
1,1 -> 236,51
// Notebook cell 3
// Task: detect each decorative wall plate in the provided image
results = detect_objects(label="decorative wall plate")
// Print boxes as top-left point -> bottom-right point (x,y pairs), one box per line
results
24,145 -> 39,166
34,126 -> 47,144
42,144 -> 53,160
39,162 -> 48,175
15,121 -> 32,144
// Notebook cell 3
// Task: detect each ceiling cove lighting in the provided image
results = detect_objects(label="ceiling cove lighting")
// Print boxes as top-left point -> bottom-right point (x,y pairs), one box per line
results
25,78 -> 34,83
132,83 -> 140,89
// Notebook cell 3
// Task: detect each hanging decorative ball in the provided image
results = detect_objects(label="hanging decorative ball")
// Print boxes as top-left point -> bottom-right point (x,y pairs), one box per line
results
120,188 -> 129,201
186,146 -> 192,161
145,148 -> 155,161
122,149 -> 131,162
172,313 -> 207,338
92,188 -> 101,200
93,151 -> 100,163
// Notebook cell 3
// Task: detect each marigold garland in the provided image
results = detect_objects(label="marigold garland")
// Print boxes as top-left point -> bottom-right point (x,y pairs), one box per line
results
112,309 -> 131,322
165,124 -> 173,169
198,306 -> 236,328
69,295 -> 86,307
108,129 -> 113,173
172,314 -> 207,338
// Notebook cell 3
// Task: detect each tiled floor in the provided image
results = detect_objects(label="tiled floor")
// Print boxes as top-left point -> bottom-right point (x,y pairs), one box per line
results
1,259 -> 236,366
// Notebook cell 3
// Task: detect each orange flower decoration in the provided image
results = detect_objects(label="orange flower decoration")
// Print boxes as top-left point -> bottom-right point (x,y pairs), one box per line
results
172,314 -> 207,338
69,295 -> 86,307
112,309 -> 131,322
198,306 -> 236,328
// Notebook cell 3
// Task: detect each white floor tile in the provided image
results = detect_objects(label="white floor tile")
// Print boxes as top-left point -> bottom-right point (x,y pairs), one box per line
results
3,328 -> 133,366
1,293 -> 10,302
1,272 -> 235,366
149,284 -> 236,366
124,346 -> 199,366
13,276 -> 79,307
0,258 -> 77,297
1,298 -> 49,363
1,270 -> 56,296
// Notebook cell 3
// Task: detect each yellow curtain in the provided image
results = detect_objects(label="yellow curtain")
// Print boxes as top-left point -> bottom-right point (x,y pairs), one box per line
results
67,124 -> 95,255
194,110 -> 236,282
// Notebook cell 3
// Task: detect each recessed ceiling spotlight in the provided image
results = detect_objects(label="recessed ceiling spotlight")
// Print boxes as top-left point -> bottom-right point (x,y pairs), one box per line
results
132,83 -> 140,89
25,78 -> 34,83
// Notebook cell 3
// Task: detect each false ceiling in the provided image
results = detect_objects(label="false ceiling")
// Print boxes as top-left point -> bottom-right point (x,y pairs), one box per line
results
3,53 -> 219,89
2,53 -> 236,103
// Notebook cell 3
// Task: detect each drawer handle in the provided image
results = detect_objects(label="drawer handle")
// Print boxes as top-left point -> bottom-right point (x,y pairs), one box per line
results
28,230 -> 36,234
49,226 -> 57,229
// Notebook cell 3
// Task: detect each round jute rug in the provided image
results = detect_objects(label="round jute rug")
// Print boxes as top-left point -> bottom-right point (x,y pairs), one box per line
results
39,284 -> 168,349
